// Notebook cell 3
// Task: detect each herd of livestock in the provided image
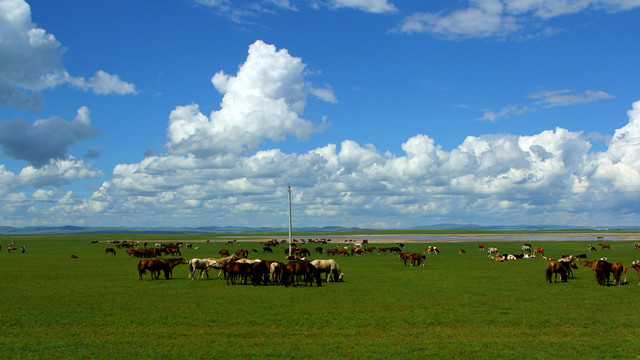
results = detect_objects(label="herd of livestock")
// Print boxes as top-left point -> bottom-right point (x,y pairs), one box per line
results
96,238 -> 640,287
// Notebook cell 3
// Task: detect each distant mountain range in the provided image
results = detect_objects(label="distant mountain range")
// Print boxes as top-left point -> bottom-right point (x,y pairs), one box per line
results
0,224 -> 631,235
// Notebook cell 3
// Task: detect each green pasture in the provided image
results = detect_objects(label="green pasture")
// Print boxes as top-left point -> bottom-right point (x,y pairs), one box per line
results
1,234 -> 640,359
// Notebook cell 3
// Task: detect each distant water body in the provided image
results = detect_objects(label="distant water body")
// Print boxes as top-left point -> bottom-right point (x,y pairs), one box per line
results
229,233 -> 640,242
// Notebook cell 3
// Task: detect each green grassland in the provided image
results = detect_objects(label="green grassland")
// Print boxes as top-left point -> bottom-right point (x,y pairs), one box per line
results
1,234 -> 639,359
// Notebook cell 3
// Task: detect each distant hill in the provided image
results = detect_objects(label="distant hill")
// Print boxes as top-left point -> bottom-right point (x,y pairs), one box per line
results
0,223 -> 635,235
0,225 -> 365,235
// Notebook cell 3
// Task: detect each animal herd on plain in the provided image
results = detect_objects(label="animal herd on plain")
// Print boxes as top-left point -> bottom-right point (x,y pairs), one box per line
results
88,237 -> 640,287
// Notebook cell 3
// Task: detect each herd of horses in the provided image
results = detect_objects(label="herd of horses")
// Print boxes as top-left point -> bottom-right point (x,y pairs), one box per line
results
103,238 -> 640,287
138,253 -> 344,287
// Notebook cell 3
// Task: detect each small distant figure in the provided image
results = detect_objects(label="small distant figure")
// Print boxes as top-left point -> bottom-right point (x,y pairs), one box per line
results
7,245 -> 11,253
21,245 -> 25,253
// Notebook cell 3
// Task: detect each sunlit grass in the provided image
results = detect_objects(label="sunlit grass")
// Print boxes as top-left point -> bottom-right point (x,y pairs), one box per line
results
0,235 -> 639,359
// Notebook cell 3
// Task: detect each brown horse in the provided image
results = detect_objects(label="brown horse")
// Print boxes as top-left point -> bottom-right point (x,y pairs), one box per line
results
138,258 -> 169,280
593,260 -> 612,285
598,243 -> 610,250
611,262 -> 627,285
105,247 -> 116,255
630,260 -> 640,286
534,247 -> 544,256
219,249 -> 230,256
406,253 -> 425,267
282,260 -> 322,287
225,261 -> 252,285
546,261 -> 570,283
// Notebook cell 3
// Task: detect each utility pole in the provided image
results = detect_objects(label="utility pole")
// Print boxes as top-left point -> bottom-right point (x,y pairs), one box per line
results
288,184 -> 292,257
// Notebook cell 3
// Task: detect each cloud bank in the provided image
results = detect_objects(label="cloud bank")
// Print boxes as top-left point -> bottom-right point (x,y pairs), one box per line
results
2,40 -> 638,228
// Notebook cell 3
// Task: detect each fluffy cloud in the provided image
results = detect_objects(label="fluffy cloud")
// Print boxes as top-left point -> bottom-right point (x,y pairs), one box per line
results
397,0 -> 640,38
167,40 -> 330,157
0,106 -> 100,167
0,0 -> 135,109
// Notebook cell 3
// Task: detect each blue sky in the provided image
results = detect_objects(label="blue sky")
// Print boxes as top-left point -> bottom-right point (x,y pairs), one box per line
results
1,0 -> 640,228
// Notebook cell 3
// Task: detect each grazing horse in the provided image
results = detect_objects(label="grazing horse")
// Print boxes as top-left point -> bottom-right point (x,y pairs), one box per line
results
188,258 -> 221,280
406,253 -> 426,267
533,247 -> 544,256
138,258 -> 169,280
546,261 -> 570,283
235,249 -> 249,258
611,262 -> 627,285
593,260 -> 612,285
634,243 -> 640,250
459,248 -> 466,254
424,246 -> 439,255
598,243 -> 610,250
219,249 -> 230,256
310,259 -> 344,282
282,260 -> 322,287
105,248 -> 116,255
226,261 -> 252,285
263,260 -> 285,284
630,260 -> 640,286
160,258 -> 188,279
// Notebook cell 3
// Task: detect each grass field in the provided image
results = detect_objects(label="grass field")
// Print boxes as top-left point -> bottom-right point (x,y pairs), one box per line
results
1,234 -> 639,359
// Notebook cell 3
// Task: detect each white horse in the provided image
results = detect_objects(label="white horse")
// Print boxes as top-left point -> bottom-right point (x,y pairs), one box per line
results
310,259 -> 344,282
188,258 -> 221,280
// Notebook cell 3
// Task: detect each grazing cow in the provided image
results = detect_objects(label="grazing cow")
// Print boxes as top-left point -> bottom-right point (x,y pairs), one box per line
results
630,260 -> 640,286
478,244 -> 485,251
533,247 -> 544,256
598,243 -> 610,250
487,247 -> 499,255
310,259 -> 344,282
588,245 -> 597,252
546,261 -> 571,283
459,248 -> 466,254
105,248 -> 116,255
522,244 -> 532,253
188,258 -> 221,280
282,260 -> 322,287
